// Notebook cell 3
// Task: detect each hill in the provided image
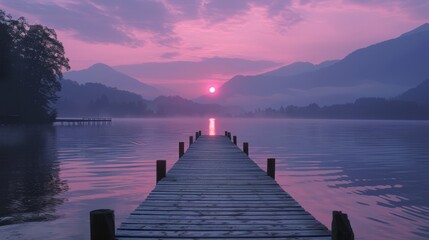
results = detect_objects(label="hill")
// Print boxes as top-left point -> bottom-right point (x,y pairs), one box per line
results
243,80 -> 429,120
63,63 -> 161,99
57,79 -> 151,117
57,80 -> 239,117
261,60 -> 338,77
394,79 -> 429,105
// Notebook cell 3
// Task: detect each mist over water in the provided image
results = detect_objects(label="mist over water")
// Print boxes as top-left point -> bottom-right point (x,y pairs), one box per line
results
0,118 -> 428,239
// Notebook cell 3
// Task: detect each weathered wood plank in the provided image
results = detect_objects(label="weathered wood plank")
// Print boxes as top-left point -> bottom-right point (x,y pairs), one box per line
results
115,229 -> 331,238
116,237 -> 332,240
138,202 -> 302,208
131,210 -> 308,216
135,206 -> 304,211
121,219 -> 326,225
125,214 -> 317,220
118,223 -> 328,231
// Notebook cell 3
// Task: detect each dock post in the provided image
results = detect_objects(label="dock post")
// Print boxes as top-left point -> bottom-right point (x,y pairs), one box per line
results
90,209 -> 115,240
179,142 -> 185,158
225,131 -> 228,136
195,132 -> 199,140
233,136 -> 237,145
243,142 -> 249,155
332,211 -> 354,240
199,130 -> 201,137
156,160 -> 167,183
227,132 -> 231,140
189,136 -> 193,145
267,158 -> 276,179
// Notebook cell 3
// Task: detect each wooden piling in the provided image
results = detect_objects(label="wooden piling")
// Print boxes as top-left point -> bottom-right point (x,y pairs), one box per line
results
195,131 -> 199,140
332,211 -> 354,240
90,209 -> 115,240
179,142 -> 185,158
156,160 -> 166,183
233,136 -> 237,145
189,136 -> 193,145
227,132 -> 231,140
198,130 -> 202,137
243,142 -> 249,155
225,131 -> 228,136
267,158 -> 276,179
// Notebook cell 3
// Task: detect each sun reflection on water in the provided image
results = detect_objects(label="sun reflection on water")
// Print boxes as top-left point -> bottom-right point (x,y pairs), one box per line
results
209,118 -> 216,135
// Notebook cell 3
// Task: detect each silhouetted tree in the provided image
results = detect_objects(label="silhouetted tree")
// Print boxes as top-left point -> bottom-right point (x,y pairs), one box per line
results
0,11 -> 12,81
0,10 -> 70,123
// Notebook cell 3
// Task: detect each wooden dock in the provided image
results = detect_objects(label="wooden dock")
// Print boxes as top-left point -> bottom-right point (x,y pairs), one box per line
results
113,134 -> 334,239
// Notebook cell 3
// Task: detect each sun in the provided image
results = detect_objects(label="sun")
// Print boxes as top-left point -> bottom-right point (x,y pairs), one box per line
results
209,86 -> 216,94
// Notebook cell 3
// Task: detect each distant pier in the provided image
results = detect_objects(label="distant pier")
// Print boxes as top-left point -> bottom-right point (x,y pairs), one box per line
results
90,131 -> 354,240
54,117 -> 112,126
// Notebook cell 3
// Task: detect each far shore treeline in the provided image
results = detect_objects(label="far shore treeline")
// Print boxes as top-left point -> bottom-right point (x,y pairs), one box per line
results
57,78 -> 429,120
0,10 -> 70,123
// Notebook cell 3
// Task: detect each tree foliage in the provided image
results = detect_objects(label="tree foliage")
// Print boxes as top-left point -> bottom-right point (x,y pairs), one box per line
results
243,98 -> 429,120
0,10 -> 70,123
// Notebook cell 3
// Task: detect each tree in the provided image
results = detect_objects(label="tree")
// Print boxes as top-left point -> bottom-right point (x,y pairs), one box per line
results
0,9 -> 70,123
0,11 -> 12,80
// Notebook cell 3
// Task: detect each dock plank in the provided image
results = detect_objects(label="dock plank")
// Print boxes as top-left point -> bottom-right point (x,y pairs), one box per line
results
116,135 -> 331,239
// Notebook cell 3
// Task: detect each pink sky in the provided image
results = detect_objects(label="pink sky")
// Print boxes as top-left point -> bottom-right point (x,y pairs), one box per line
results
1,0 -> 428,96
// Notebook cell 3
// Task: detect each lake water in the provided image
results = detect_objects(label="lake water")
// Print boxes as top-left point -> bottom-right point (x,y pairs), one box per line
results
0,118 -> 428,239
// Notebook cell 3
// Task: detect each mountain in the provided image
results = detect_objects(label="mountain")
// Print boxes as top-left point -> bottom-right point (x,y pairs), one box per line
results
243,80 -> 429,120
262,60 -> 338,77
400,23 -> 429,37
113,57 -> 281,81
200,23 -> 429,108
57,79 -> 151,117
112,57 -> 281,98
63,63 -> 162,99
57,80 -> 239,117
394,79 -> 429,105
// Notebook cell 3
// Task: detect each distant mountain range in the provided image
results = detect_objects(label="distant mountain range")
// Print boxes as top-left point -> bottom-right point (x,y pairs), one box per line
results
57,79 -> 237,117
242,79 -> 429,120
62,57 -> 281,100
63,63 -> 162,99
198,23 -> 429,108
57,78 -> 428,119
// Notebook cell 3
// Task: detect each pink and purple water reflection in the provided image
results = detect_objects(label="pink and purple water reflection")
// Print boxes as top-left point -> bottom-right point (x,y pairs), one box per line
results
0,118 -> 428,239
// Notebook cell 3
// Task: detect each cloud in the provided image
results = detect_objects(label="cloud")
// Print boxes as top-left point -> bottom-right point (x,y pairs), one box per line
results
343,0 -> 429,19
113,57 -> 281,81
168,0 -> 302,32
160,52 -> 180,59
0,0 -> 177,46
2,1 -> 143,45
94,0 -> 172,34
201,0 -> 251,23
0,0 -> 307,46
164,0 -> 201,20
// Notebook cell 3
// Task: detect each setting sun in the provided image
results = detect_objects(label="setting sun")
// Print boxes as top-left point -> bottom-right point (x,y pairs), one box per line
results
209,87 -> 216,94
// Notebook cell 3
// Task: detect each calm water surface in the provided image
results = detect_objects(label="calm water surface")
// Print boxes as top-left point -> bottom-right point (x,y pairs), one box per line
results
0,118 -> 428,239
